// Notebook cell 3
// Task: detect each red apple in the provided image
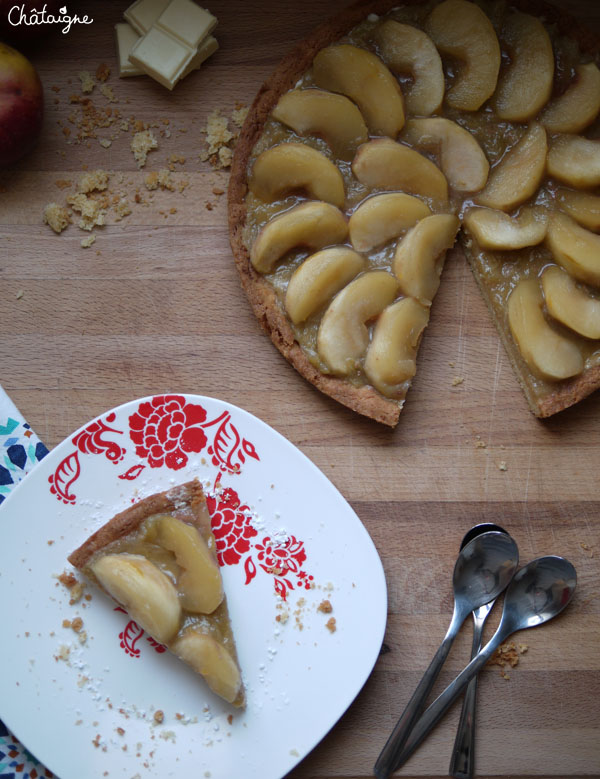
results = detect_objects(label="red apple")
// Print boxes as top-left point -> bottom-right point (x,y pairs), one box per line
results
0,42 -> 43,167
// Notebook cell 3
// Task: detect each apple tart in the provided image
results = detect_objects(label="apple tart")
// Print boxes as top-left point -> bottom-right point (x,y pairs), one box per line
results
68,479 -> 245,707
229,0 -> 600,425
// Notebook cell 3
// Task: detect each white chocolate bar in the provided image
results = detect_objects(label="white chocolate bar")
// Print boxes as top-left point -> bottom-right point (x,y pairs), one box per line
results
116,21 -> 218,79
124,0 -> 171,36
129,26 -> 194,90
115,23 -> 144,77
156,0 -> 217,49
124,0 -> 219,90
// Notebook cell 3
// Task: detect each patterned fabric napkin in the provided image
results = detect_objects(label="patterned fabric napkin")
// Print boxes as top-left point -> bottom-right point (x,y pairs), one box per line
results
0,385 -> 53,778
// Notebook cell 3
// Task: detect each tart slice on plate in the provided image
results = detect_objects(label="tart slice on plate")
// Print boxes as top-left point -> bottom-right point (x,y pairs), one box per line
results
68,479 -> 245,707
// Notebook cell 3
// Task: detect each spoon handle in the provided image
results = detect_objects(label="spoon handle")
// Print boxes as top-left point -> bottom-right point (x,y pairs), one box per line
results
388,626 -> 510,773
374,614 -> 461,779
448,608 -> 489,779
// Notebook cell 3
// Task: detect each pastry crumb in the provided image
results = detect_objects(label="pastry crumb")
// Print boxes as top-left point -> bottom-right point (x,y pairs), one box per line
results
451,376 -> 464,386
78,169 -> 109,194
325,617 -> 336,633
317,599 -> 333,614
131,129 -> 158,168
498,460 -> 508,471
153,710 -> 164,724
43,202 -> 70,233
78,70 -> 95,93
81,234 -> 96,248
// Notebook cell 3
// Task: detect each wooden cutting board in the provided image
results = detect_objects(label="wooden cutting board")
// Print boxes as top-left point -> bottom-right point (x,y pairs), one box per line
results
1,1 -> 599,777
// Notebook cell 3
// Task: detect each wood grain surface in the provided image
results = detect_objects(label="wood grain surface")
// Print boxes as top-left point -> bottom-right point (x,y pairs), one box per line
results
1,1 -> 600,778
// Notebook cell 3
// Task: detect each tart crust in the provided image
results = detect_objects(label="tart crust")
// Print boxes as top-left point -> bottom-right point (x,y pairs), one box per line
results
228,0 -> 600,424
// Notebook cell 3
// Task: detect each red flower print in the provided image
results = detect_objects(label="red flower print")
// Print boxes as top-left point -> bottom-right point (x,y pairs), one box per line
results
128,395 -> 208,470
255,535 -> 307,576
207,487 -> 258,566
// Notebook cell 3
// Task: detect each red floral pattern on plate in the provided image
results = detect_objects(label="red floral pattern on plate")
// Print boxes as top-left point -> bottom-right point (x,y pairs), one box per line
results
51,395 -> 314,659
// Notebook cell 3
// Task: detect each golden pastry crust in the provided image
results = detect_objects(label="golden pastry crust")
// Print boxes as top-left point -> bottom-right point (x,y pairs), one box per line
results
228,0 -> 600,424
68,479 -> 211,569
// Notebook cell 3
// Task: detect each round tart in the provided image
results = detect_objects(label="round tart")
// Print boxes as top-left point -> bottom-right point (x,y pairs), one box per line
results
229,0 -> 600,426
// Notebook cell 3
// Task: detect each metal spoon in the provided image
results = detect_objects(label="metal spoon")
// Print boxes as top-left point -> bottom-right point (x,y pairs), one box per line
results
374,531 -> 519,779
450,523 -> 512,779
389,556 -> 577,773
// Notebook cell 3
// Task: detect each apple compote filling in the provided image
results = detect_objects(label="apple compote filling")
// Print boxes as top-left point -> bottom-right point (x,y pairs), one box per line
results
239,0 -> 600,416
84,510 -> 243,706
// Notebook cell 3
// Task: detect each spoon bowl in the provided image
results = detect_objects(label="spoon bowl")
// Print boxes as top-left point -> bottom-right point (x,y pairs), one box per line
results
500,555 -> 577,633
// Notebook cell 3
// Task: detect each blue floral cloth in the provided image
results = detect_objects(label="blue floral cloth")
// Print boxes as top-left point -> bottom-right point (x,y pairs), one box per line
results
0,385 -> 52,778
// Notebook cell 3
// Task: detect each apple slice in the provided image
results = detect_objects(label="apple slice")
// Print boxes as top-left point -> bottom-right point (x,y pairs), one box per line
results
542,265 -> 600,340
540,63 -> 600,134
172,628 -> 242,704
463,206 -> 548,250
545,212 -> 600,287
508,279 -> 583,381
312,44 -> 405,138
476,122 -> 547,211
285,247 -> 365,324
547,135 -> 600,189
374,20 -> 444,117
393,213 -> 460,305
154,515 -> 223,614
492,11 -> 554,121
271,88 -> 368,161
555,188 -> 600,232
251,201 -> 348,273
364,297 -> 430,396
425,0 -> 501,111
352,138 -> 448,204
249,143 -> 345,208
317,271 -> 399,375
349,192 -> 431,252
402,117 -> 489,192
91,553 -> 181,644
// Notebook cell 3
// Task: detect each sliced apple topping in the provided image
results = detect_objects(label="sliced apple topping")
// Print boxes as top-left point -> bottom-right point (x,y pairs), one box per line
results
251,201 -> 348,273
364,297 -> 430,396
352,138 -> 448,204
508,279 -> 583,381
375,20 -> 444,117
312,44 -> 405,138
555,188 -> 600,232
545,212 -> 600,287
476,122 -> 547,211
153,516 -> 223,614
463,206 -> 548,250
91,553 -> 181,644
248,143 -> 345,208
425,0 -> 501,111
349,192 -> 431,252
546,135 -> 600,189
271,88 -> 368,161
393,213 -> 460,305
542,265 -> 600,340
172,628 -> 242,705
317,271 -> 399,375
540,63 -> 600,134
402,117 -> 489,192
285,246 -> 365,324
492,11 -> 554,122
